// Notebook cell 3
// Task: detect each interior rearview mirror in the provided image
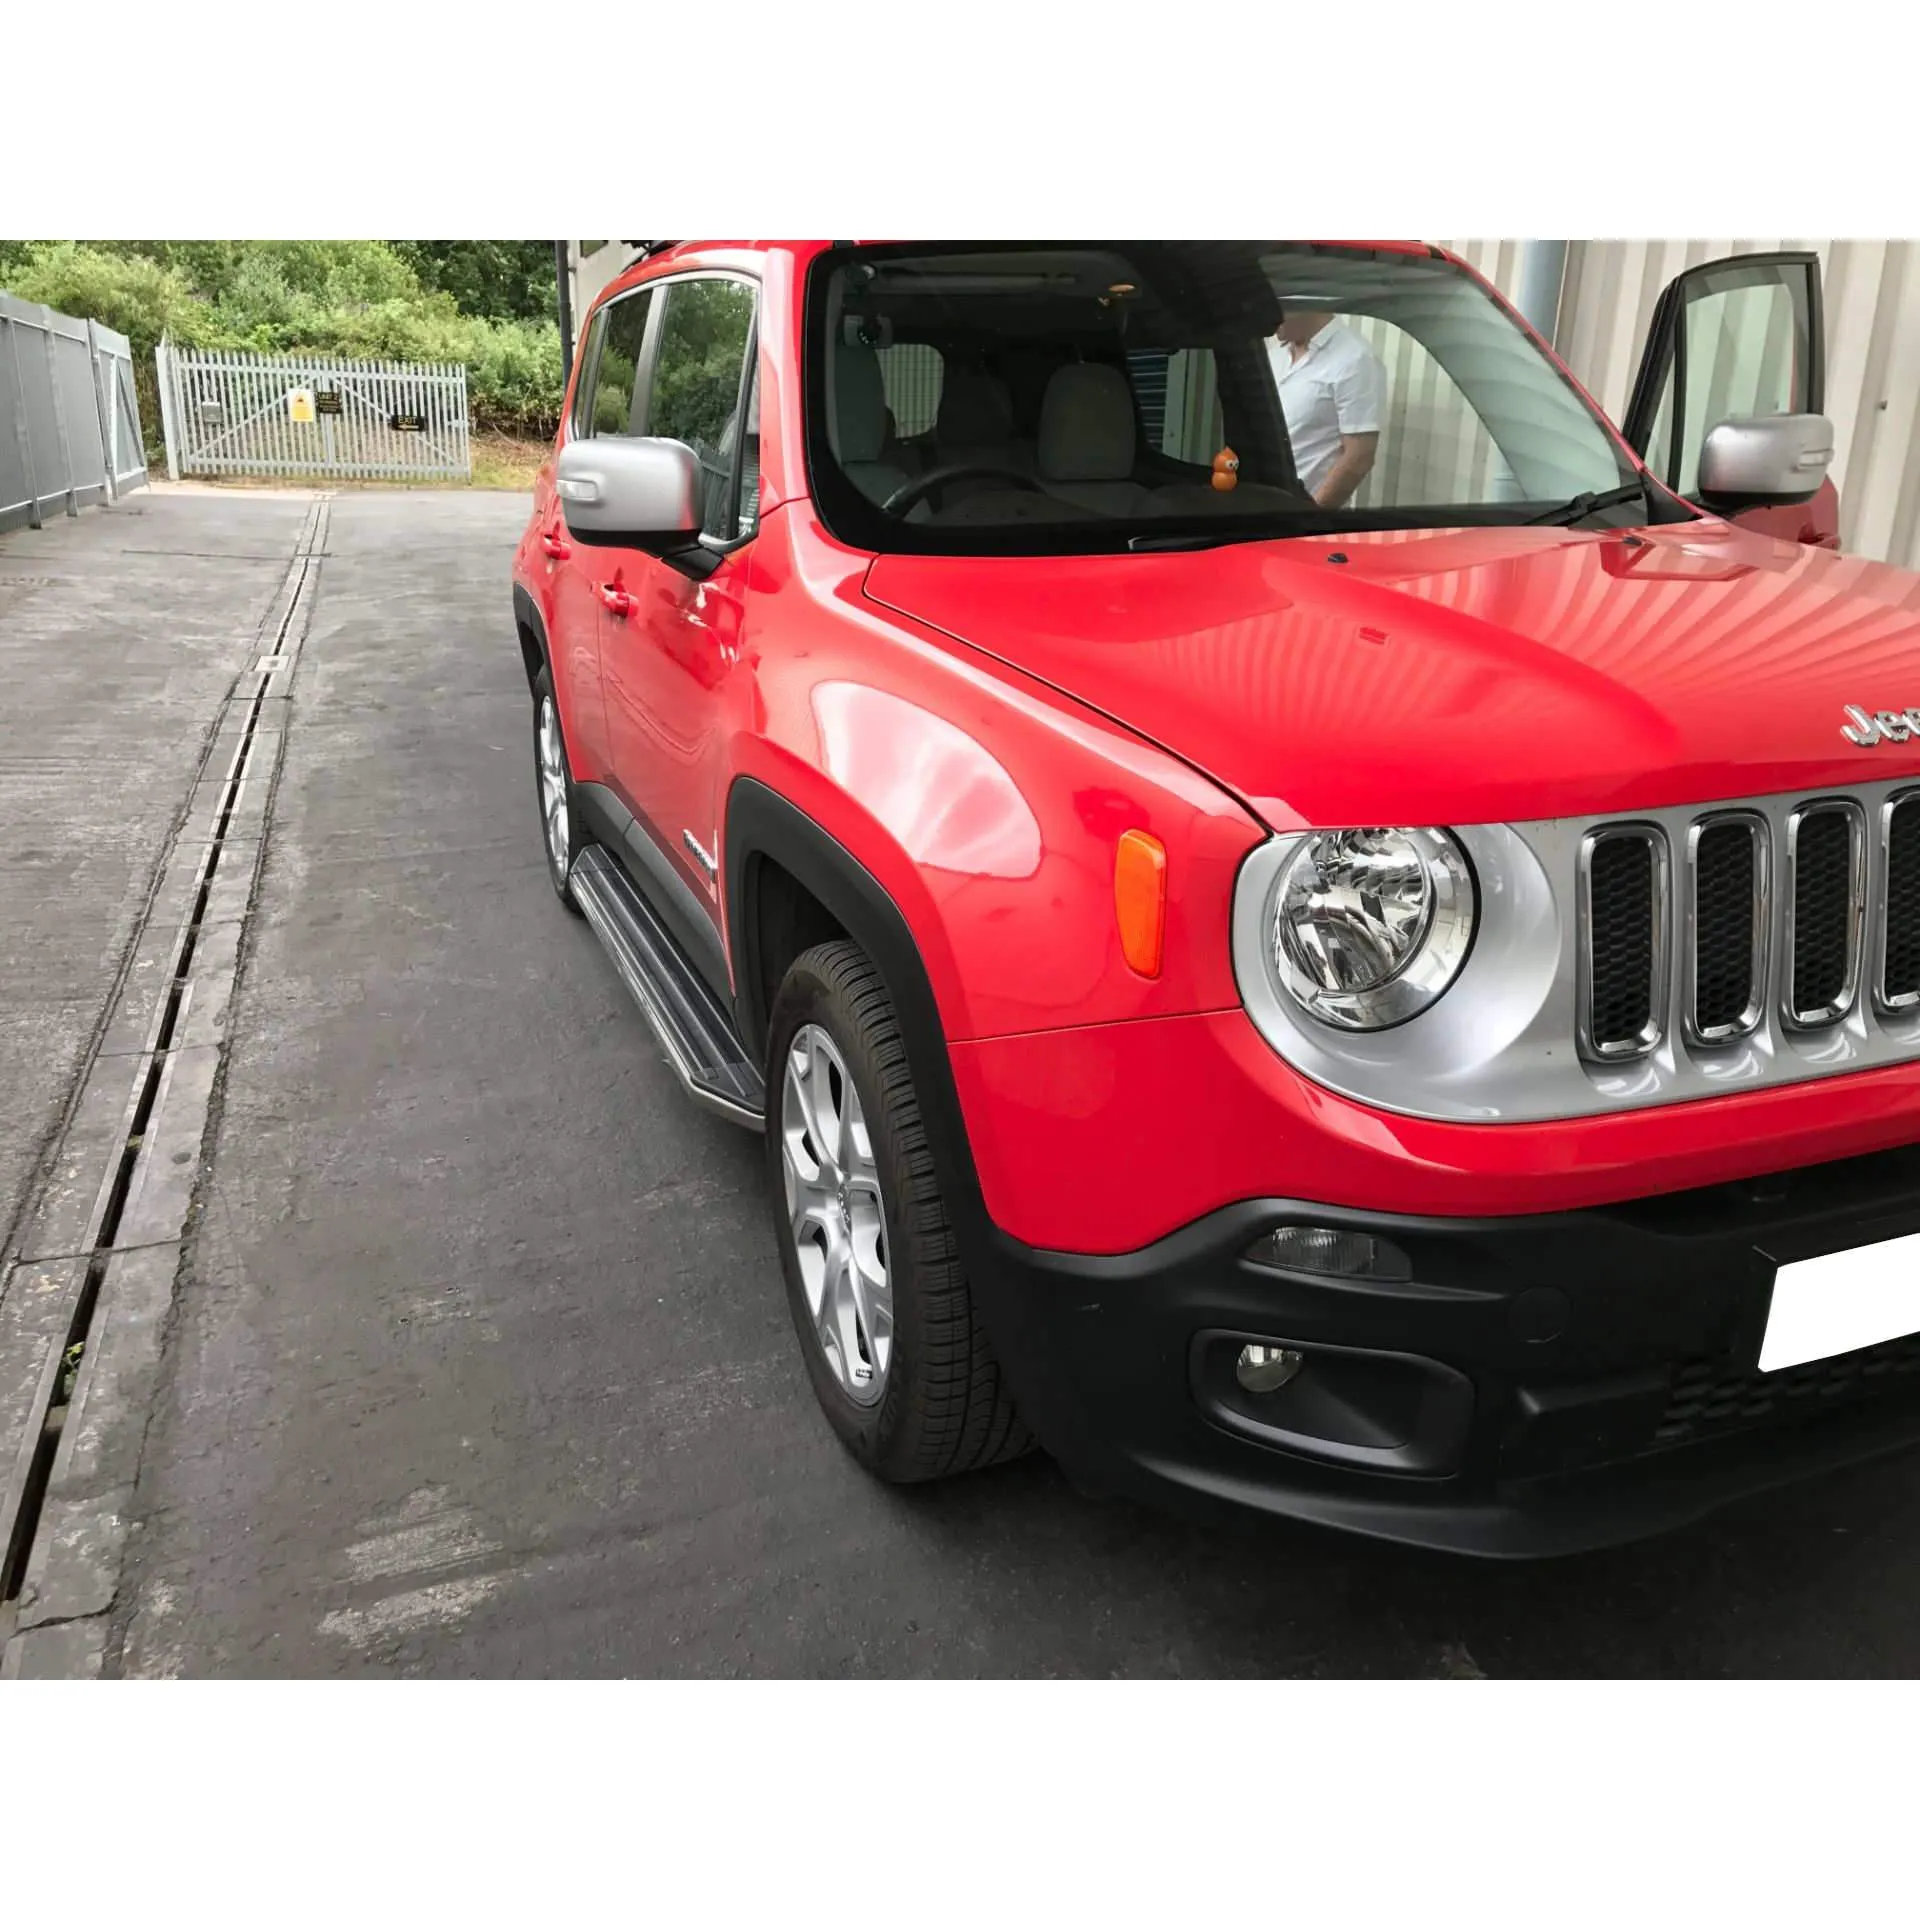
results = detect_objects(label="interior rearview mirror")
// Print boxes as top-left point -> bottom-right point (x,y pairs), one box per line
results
555,436 -> 700,547
1696,414 -> 1834,513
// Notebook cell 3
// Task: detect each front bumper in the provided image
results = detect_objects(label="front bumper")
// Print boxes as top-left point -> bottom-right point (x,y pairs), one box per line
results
972,1139 -> 1920,1556
950,1010 -> 1920,1252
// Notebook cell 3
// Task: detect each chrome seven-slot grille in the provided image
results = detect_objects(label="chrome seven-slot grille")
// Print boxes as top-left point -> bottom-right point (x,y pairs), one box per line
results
1579,788 -> 1920,1061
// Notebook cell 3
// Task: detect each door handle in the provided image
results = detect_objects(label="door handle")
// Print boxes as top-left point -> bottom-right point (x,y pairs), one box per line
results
599,581 -> 634,618
541,529 -> 572,560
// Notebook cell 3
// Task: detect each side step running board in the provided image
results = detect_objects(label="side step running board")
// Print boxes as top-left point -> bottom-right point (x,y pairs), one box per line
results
570,844 -> 766,1130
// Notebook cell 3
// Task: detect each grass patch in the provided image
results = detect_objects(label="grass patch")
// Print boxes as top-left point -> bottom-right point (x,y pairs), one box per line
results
469,431 -> 550,490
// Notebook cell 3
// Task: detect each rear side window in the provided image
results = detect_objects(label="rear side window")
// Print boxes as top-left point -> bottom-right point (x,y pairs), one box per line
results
645,277 -> 757,539
568,312 -> 603,438
878,343 -> 944,439
573,288 -> 653,438
1126,347 -> 1223,465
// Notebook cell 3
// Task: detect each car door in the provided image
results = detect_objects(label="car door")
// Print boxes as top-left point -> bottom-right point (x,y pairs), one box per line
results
1622,251 -> 1841,549
546,282 -> 656,781
595,270 -> 759,945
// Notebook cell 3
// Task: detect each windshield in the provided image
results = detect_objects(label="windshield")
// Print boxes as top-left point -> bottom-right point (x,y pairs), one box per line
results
804,241 -> 1650,554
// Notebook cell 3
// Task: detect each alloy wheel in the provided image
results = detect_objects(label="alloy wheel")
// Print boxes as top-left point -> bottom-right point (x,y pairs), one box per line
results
537,694 -> 570,879
780,1023 -> 893,1406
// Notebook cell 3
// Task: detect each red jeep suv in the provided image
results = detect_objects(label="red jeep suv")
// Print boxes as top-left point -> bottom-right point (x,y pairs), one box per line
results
511,239 -> 1920,1556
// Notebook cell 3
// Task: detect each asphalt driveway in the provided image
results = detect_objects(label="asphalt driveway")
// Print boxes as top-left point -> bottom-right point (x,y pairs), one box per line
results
7,486 -> 1920,1677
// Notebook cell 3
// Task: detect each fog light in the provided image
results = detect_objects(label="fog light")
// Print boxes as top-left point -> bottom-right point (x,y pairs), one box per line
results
1235,1344 -> 1305,1393
1246,1225 -> 1409,1281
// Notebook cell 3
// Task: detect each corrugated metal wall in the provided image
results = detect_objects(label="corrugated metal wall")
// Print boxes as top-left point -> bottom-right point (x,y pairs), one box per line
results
1455,239 -> 1920,569
0,293 -> 148,532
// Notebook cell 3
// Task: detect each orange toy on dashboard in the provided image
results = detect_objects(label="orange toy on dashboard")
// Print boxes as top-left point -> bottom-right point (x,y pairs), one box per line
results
1211,446 -> 1240,491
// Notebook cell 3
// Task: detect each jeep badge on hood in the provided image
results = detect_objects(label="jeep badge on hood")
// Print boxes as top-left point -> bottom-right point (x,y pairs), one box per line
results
1841,704 -> 1920,746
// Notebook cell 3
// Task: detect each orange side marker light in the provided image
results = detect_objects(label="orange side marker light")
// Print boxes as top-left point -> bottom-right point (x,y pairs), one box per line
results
1114,829 -> 1167,978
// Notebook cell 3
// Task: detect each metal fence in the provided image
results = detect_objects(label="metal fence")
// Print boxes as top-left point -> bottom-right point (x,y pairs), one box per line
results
1,292 -> 149,533
156,340 -> 470,482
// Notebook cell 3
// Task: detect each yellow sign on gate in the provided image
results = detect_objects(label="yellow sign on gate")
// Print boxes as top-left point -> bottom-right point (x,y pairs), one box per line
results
286,387 -> 316,425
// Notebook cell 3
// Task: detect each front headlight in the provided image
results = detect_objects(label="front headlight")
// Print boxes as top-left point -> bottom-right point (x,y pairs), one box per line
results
1269,827 -> 1476,1031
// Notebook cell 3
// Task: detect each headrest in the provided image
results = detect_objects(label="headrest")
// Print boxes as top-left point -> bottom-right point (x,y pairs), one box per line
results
936,364 -> 1015,447
830,339 -> 889,464
1038,363 -> 1136,482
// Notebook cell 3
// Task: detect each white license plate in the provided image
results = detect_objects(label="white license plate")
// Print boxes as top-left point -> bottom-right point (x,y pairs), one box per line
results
1760,1230 -> 1920,1372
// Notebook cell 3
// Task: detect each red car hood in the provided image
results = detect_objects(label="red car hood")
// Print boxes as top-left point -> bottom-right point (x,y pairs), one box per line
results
864,522 -> 1920,829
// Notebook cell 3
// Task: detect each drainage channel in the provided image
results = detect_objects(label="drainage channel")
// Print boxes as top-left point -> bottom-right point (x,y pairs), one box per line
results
0,501 -> 327,1636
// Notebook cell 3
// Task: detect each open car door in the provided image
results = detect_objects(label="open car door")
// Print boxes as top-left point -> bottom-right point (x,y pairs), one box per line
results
1622,251 -> 1841,550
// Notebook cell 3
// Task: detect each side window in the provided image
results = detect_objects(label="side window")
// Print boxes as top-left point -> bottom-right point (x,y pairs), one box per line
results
1341,319 -> 1513,507
646,278 -> 757,538
574,288 -> 653,439
569,308 -> 603,438
1127,348 -> 1223,466
877,343 -> 943,441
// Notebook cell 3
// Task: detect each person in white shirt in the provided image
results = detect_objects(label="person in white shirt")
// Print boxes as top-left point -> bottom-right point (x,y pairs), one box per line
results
1267,308 -> 1386,507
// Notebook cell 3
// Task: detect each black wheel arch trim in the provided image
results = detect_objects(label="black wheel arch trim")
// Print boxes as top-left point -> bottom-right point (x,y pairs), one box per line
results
723,778 -> 992,1243
511,582 -> 548,693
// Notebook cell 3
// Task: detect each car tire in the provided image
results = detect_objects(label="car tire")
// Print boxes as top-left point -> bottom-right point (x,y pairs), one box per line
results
532,665 -> 584,917
767,940 -> 1031,1483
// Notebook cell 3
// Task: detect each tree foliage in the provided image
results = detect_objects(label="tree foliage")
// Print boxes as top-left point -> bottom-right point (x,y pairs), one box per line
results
0,240 -> 568,441
650,280 -> 755,452
392,242 -> 557,322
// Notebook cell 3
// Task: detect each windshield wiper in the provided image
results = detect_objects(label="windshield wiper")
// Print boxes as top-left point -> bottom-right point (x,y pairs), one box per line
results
1525,480 -> 1649,527
1128,531 -> 1263,553
1128,519 -> 1342,553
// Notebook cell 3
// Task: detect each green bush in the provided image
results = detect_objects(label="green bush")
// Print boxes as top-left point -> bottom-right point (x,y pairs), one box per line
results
5,242 -> 219,360
0,240 -> 569,446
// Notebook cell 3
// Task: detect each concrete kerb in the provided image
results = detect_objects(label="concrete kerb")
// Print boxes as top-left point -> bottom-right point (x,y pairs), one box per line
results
95,860 -> 258,1063
144,838 -> 220,933
97,921 -> 246,1061
9,820 -> 268,1257
10,1245 -> 183,1654
0,1263 -> 96,1597
2,1616 -> 110,1680
113,1046 -> 224,1252
0,498 -> 327,1678
178,759 -> 275,846
9,1050 -> 149,1266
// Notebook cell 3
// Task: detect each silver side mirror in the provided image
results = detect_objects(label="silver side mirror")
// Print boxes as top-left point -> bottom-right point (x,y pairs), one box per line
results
1697,413 -> 1834,509
555,435 -> 700,542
